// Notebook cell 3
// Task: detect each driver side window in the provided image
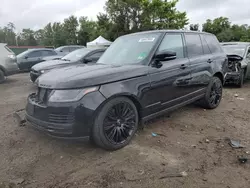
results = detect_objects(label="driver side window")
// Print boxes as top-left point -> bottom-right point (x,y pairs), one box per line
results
158,33 -> 184,59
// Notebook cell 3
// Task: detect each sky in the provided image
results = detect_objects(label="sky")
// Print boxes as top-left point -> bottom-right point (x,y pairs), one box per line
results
1,0 -> 250,32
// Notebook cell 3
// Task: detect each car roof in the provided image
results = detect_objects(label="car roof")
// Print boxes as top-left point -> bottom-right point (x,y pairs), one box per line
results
57,45 -> 85,48
125,30 -> 213,37
27,48 -> 55,51
220,42 -> 250,47
86,47 -> 106,51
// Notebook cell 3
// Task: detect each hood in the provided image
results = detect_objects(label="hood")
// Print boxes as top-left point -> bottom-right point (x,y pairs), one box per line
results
37,64 -> 148,89
43,55 -> 63,61
227,54 -> 244,61
32,60 -> 75,71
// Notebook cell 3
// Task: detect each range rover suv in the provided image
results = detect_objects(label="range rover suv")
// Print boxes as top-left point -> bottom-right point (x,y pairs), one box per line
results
26,30 -> 227,150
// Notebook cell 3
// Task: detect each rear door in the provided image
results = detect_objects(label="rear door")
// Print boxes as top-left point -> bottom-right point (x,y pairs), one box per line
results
185,33 -> 213,94
147,33 -> 192,113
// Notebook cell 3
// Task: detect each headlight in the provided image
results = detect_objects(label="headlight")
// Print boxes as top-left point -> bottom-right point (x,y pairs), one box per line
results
40,70 -> 45,74
48,87 -> 99,102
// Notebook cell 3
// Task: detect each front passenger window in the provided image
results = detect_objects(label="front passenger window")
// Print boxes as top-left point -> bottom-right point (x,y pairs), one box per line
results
158,34 -> 184,59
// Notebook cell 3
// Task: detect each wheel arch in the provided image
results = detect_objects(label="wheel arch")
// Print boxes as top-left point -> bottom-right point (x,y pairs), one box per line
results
213,72 -> 224,84
98,92 -> 143,120
0,65 -> 6,76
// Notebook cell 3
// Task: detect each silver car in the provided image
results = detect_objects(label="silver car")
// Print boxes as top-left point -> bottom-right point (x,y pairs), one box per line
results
0,43 -> 19,83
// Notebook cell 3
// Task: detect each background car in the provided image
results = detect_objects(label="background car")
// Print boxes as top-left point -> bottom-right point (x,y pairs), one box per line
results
16,48 -> 58,71
0,43 -> 19,83
221,42 -> 250,87
40,45 -> 85,62
26,30 -> 226,150
30,48 -> 106,82
55,45 -> 85,56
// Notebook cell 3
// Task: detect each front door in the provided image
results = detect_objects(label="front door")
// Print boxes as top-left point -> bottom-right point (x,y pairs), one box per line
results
146,33 -> 192,115
20,51 -> 42,71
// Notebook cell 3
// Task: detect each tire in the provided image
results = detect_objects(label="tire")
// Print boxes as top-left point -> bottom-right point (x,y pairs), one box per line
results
237,69 -> 244,88
0,69 -> 5,84
199,76 -> 222,109
92,97 -> 139,150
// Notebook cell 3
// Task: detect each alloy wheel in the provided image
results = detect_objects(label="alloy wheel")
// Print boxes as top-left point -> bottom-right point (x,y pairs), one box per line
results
103,102 -> 136,145
209,81 -> 222,106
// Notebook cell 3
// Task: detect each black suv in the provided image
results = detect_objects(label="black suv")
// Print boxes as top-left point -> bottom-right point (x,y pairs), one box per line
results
26,30 -> 227,150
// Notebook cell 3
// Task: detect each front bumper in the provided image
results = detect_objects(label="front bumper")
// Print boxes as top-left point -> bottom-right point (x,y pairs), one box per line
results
25,91 -> 106,139
224,72 -> 241,84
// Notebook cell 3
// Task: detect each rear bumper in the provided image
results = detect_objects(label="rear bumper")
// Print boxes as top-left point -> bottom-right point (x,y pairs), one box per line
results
5,64 -> 19,76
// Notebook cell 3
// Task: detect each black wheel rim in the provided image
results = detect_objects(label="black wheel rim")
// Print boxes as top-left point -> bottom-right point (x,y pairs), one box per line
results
103,102 -> 136,145
209,81 -> 222,106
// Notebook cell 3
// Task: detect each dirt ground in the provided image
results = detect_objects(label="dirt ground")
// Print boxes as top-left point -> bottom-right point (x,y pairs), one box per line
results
0,73 -> 250,188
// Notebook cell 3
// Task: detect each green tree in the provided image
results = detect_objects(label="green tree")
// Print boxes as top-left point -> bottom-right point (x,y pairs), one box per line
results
63,15 -> 78,44
19,29 -> 37,46
78,17 -> 99,45
202,17 -> 230,35
43,23 -> 54,46
190,24 -> 199,31
103,0 -> 188,39
34,29 -> 44,45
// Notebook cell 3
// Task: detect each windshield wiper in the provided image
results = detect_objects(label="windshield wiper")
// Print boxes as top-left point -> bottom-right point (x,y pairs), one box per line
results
62,59 -> 70,61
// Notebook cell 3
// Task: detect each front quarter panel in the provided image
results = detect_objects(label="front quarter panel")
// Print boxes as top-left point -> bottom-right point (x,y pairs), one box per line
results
99,74 -> 151,114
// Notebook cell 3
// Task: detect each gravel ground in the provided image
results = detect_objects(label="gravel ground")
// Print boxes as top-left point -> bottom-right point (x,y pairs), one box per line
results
0,73 -> 250,188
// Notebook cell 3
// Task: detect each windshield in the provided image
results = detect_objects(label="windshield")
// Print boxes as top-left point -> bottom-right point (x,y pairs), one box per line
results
61,48 -> 91,62
97,33 -> 161,65
222,45 -> 246,57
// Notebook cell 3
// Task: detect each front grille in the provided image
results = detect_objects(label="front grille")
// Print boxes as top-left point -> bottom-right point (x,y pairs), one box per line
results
36,87 -> 52,104
49,113 -> 75,124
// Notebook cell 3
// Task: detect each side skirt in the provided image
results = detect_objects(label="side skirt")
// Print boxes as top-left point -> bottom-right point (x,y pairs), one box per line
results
141,94 -> 205,123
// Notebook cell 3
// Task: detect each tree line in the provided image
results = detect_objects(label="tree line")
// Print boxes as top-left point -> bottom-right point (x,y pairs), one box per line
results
0,0 -> 249,48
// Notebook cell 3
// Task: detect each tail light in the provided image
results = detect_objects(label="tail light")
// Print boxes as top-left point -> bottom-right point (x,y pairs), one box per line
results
8,54 -> 16,60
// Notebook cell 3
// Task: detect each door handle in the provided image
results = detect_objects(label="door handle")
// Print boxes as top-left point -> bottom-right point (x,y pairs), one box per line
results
207,59 -> 213,63
180,64 -> 188,69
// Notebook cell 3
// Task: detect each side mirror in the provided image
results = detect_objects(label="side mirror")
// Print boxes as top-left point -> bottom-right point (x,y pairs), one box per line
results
154,50 -> 177,61
24,56 -> 28,59
83,57 -> 93,64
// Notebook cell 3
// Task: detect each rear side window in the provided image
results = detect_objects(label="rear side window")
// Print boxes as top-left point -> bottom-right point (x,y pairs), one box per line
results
70,47 -> 81,52
158,33 -> 184,59
42,50 -> 56,56
29,51 -> 41,58
62,47 -> 70,53
204,34 -> 222,53
200,35 -> 211,54
185,34 -> 203,57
